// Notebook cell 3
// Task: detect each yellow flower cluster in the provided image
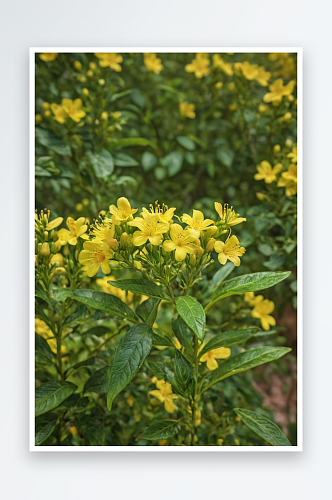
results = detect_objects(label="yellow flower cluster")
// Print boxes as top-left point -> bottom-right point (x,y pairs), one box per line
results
254,145 -> 297,196
244,292 -> 276,330
75,197 -> 247,278
51,98 -> 86,124
94,53 -> 123,72
185,53 -> 210,78
235,61 -> 271,87
143,53 -> 163,74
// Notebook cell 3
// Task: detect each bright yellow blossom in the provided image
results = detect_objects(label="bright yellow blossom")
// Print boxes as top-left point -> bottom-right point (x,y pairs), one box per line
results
244,292 -> 264,306
185,53 -> 210,78
57,217 -> 88,245
61,98 -> 86,123
214,235 -> 245,266
214,202 -> 246,226
144,206 -> 176,228
143,53 -> 163,74
212,54 -> 233,76
50,253 -> 64,266
241,61 -> 259,81
39,53 -> 58,62
163,224 -> 197,261
91,217 -> 118,249
109,197 -> 137,223
179,102 -> 196,119
51,103 -> 68,124
150,379 -> 178,413
79,241 -> 113,277
35,209 -> 63,230
255,67 -> 271,87
277,165 -> 297,196
94,53 -> 123,71
251,299 -> 276,330
182,209 -> 214,236
263,79 -> 295,105
287,145 -> 297,163
254,161 -> 283,184
128,211 -> 168,246
200,347 -> 231,370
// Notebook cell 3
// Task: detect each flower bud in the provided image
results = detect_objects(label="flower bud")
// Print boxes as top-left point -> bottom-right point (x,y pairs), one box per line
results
76,203 -> 83,212
283,112 -> 292,121
35,114 -> 42,123
53,267 -> 67,275
35,255 -> 38,266
196,247 -> 204,257
120,232 -> 128,247
89,62 -> 97,71
101,111 -> 108,120
273,144 -> 281,153
86,70 -> 93,77
40,242 -> 50,256
82,87 -> 89,96
206,238 -> 216,253
108,238 -> 118,250
74,61 -> 82,70
190,254 -> 196,265
43,231 -> 49,240
206,226 -> 218,237
98,79 -> 105,86
41,102 -> 50,110
285,139 -> 292,148
194,239 -> 201,247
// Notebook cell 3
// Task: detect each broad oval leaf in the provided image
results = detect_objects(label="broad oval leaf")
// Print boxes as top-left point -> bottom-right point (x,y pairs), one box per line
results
174,351 -> 194,395
141,151 -> 158,171
172,316 -> 193,351
108,279 -> 169,300
35,333 -> 53,361
176,136 -> 196,151
176,296 -> 206,341
113,153 -> 139,167
152,329 -> 175,347
210,271 -> 291,306
35,413 -> 58,446
35,381 -> 77,416
199,328 -> 259,358
107,323 -> 153,410
136,298 -> 161,326
84,366 -> 108,394
53,288 -> 137,322
86,149 -> 114,181
139,420 -> 182,440
203,346 -> 291,392
234,408 -> 292,446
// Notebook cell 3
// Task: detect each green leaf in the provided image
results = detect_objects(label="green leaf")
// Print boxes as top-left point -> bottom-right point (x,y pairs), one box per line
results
154,166 -> 166,180
110,89 -> 132,102
107,323 -> 153,410
166,151 -> 183,177
172,316 -> 193,351
263,254 -> 286,271
176,296 -> 206,341
204,347 -> 291,392
63,303 -> 89,326
148,361 -> 169,381
83,366 -> 108,394
36,128 -> 71,156
210,271 -> 291,306
199,328 -> 259,357
83,325 -> 110,337
141,151 -> 158,171
217,147 -> 235,167
209,262 -> 235,291
136,298 -> 161,326
35,381 -> 77,416
139,420 -> 182,440
86,149 -> 114,181
152,329 -> 175,347
176,136 -> 196,151
35,413 -> 58,446
35,333 -> 53,361
174,351 -> 194,394
113,153 -> 139,167
110,137 -> 155,150
108,279 -> 169,300
53,288 -> 137,322
234,408 -> 292,446
68,357 -> 95,372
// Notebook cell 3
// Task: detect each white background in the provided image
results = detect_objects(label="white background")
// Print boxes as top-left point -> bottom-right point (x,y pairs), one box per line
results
0,0 -> 329,498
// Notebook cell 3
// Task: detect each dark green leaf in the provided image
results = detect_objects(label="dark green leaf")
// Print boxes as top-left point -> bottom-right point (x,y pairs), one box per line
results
176,296 -> 206,341
69,357 -> 95,372
209,262 -> 235,291
199,328 -> 259,357
110,137 -> 155,150
234,408 -> 292,446
53,288 -> 137,322
35,381 -> 77,416
108,279 -> 169,300
35,333 -> 53,361
174,351 -> 194,394
172,316 -> 193,351
141,151 -> 158,171
166,151 -> 183,177
113,153 -> 139,167
83,366 -> 108,394
35,413 -> 58,446
136,298 -> 160,326
107,323 -> 153,410
110,89 -> 132,102
86,149 -> 114,181
36,128 -> 71,156
263,254 -> 286,271
217,147 -> 235,167
63,303 -> 89,326
204,347 -> 291,391
176,136 -> 196,151
152,329 -> 175,347
83,325 -> 110,337
139,420 -> 182,440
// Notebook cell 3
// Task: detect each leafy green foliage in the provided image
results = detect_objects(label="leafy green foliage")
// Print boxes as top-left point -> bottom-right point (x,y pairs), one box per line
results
174,351 -> 194,395
35,413 -> 58,446
139,420 -> 183,440
35,381 -> 77,416
83,366 -> 108,394
176,296 -> 206,341
199,328 -> 259,357
234,408 -> 291,446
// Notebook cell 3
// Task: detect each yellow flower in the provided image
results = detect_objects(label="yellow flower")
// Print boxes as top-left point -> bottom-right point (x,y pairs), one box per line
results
182,209 -> 214,236
241,61 -> 259,81
214,202 -> 246,226
251,299 -> 276,330
287,145 -> 297,163
254,161 -> 283,183
244,292 -> 264,306
277,165 -> 297,196
263,79 -> 295,105
61,98 -> 86,123
79,241 -> 113,277
200,347 -> 231,370
143,53 -> 163,74
258,103 -> 269,113
94,53 -> 123,71
57,217 -> 88,245
109,197 -> 138,223
51,103 -> 68,124
39,53 -> 58,62
35,114 -> 42,123
163,224 -> 198,261
128,211 -> 169,246
158,207 -> 176,225
255,67 -> 271,87
50,253 -> 64,266
90,217 -> 118,249
35,209 -> 63,230
212,54 -> 233,76
185,53 -> 210,78
150,379 -> 178,413
179,102 -> 196,119
214,235 -> 245,266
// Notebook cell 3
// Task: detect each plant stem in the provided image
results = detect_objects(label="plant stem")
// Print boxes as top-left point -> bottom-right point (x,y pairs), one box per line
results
190,335 -> 199,446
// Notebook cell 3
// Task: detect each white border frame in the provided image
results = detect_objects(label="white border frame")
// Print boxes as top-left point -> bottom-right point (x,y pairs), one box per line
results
30,47 -> 302,452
